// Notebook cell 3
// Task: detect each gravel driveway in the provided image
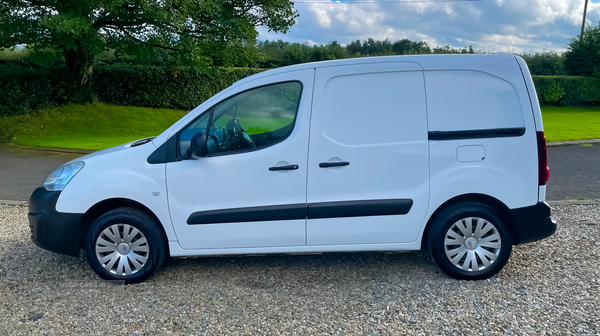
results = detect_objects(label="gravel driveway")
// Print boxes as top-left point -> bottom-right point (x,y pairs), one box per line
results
1,204 -> 599,335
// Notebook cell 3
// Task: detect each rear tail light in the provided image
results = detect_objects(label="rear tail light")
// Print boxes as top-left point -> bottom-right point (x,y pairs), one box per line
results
537,131 -> 549,185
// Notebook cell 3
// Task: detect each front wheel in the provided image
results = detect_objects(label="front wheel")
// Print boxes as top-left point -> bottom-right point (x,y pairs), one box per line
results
427,202 -> 512,280
85,207 -> 167,284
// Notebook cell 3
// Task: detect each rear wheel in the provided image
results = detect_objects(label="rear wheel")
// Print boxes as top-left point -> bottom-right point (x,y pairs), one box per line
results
427,202 -> 512,280
85,207 -> 167,284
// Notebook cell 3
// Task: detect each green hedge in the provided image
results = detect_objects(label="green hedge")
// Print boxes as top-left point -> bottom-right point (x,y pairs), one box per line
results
94,65 -> 262,110
0,63 -> 70,116
532,75 -> 600,106
2,64 -> 599,117
0,63 -> 262,116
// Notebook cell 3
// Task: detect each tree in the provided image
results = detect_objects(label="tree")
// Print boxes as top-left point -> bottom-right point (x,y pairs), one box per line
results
520,50 -> 565,76
565,21 -> 600,77
0,0 -> 298,102
361,38 -> 392,56
432,44 -> 475,54
323,41 -> 347,60
256,40 -> 286,68
345,40 -> 362,56
392,39 -> 431,55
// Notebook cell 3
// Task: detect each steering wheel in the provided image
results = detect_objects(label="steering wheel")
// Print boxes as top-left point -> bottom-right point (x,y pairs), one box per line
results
234,119 -> 256,148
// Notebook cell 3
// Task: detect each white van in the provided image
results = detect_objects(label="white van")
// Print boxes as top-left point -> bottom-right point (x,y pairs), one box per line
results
29,54 -> 556,283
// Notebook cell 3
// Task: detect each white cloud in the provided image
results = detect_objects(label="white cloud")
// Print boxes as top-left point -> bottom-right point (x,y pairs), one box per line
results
308,3 -> 387,34
311,5 -> 333,27
415,33 -> 440,47
258,0 -> 600,52
456,34 -> 556,54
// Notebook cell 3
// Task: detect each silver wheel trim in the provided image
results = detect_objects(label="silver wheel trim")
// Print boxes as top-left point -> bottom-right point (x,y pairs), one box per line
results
95,224 -> 150,276
444,217 -> 502,272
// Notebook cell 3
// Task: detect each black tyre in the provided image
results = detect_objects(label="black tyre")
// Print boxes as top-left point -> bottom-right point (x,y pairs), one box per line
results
427,202 -> 512,280
85,207 -> 167,284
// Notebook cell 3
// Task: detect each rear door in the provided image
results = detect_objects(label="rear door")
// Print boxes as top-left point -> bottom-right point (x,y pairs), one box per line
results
306,62 -> 430,245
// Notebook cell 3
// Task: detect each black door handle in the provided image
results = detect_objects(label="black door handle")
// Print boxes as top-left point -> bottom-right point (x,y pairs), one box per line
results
269,164 -> 299,171
319,161 -> 350,168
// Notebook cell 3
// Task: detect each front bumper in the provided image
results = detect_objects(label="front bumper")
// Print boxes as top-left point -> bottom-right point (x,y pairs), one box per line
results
509,201 -> 557,245
28,187 -> 83,256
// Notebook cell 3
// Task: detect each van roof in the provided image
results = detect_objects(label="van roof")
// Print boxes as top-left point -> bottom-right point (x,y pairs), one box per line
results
233,54 -> 522,88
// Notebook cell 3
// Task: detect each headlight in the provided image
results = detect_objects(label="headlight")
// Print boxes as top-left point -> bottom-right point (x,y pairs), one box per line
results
43,161 -> 85,191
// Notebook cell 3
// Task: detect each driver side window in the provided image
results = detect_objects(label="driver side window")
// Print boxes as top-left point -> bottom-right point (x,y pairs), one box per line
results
178,81 -> 302,158
209,81 -> 302,155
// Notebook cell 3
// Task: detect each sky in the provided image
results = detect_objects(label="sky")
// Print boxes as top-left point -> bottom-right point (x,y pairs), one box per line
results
257,0 -> 600,53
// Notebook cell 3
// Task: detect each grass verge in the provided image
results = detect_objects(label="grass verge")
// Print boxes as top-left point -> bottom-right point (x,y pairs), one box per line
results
542,106 -> 600,142
1,104 -> 599,151
0,103 -> 187,150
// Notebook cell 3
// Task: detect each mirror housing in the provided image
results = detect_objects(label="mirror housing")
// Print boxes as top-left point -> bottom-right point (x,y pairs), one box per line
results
190,133 -> 208,158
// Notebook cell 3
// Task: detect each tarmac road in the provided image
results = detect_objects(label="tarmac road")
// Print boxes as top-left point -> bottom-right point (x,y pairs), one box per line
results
0,142 -> 599,202
546,143 -> 600,201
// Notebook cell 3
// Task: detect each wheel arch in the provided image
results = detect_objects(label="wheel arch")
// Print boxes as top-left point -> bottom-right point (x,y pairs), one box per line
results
421,193 -> 518,250
77,198 -> 169,252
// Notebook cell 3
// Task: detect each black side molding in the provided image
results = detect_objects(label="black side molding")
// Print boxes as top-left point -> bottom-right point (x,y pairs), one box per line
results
428,127 -> 525,141
187,204 -> 306,225
187,199 -> 414,225
308,199 -> 413,219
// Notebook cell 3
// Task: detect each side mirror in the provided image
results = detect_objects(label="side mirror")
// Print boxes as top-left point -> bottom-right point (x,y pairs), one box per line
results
190,133 -> 208,159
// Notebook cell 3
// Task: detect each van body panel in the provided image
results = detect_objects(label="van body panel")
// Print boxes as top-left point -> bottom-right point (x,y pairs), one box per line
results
539,185 -> 546,202
306,63 -> 430,245
424,70 -> 525,132
513,56 -> 547,202
427,132 -> 538,210
514,56 -> 544,132
423,64 -> 539,211
54,143 -> 177,241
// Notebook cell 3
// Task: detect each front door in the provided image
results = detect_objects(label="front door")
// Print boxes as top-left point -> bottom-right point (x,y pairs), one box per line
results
167,69 -> 314,250
306,62 -> 430,245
